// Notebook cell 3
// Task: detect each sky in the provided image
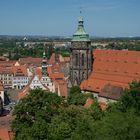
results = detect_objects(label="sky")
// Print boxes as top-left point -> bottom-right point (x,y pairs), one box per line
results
0,0 -> 140,37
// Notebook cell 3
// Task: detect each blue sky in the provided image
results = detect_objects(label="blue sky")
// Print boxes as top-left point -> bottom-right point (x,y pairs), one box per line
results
0,0 -> 140,37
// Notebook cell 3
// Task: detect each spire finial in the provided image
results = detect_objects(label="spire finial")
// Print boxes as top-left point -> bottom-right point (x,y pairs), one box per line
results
79,7 -> 83,22
80,8 -> 82,14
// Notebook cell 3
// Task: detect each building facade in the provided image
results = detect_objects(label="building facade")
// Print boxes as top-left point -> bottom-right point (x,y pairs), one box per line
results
0,70 -> 13,88
12,65 -> 28,89
69,17 -> 93,86
0,82 -> 4,105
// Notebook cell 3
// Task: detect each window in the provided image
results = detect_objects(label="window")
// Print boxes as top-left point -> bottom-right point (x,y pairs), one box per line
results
82,54 -> 84,66
75,54 -> 78,65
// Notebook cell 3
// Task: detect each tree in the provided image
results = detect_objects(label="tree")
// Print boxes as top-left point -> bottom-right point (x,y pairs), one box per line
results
94,110 -> 140,140
68,86 -> 93,105
113,81 -> 140,114
12,89 -> 63,140
48,105 -> 95,140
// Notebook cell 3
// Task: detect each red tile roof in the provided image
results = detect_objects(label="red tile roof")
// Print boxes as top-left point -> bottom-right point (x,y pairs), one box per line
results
0,67 -> 13,74
34,67 -> 42,79
48,64 -> 64,81
0,128 -> 11,140
48,53 -> 56,65
49,73 -> 64,81
19,57 -> 42,67
84,98 -> 94,108
84,98 -> 108,111
12,65 -> 28,77
99,102 -> 108,111
0,61 -> 16,68
81,49 -> 140,92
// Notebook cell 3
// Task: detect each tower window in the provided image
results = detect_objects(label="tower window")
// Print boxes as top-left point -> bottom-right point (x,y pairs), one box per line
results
82,54 -> 84,66
75,54 -> 78,65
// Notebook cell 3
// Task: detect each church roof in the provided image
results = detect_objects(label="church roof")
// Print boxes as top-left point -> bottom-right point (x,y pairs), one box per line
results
72,17 -> 90,42
81,49 -> 140,93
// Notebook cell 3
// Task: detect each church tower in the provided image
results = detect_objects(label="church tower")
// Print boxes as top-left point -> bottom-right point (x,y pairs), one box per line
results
42,51 -> 48,76
69,16 -> 93,86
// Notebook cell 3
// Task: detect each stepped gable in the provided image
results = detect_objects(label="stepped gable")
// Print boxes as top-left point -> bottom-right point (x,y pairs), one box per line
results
81,49 -> 140,92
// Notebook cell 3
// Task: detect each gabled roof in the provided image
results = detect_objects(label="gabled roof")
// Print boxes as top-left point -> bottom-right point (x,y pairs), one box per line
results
18,75 -> 49,100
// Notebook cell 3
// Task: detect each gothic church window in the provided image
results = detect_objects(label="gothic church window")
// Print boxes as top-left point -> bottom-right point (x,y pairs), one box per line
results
75,54 -> 78,65
82,54 -> 84,66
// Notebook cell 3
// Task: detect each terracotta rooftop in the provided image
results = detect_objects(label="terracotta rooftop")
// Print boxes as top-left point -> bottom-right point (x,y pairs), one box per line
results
84,98 -> 108,111
12,65 -> 28,77
0,128 -> 11,140
0,67 -> 13,74
49,73 -> 64,81
81,49 -> 140,92
99,102 -> 108,111
34,67 -> 42,79
84,98 -> 94,108
19,57 -> 42,67
0,61 -> 16,68
48,64 -> 64,81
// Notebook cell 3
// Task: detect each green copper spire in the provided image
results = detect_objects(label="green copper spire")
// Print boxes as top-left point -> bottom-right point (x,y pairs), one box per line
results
72,16 -> 90,42
43,50 -> 46,59
42,50 -> 48,76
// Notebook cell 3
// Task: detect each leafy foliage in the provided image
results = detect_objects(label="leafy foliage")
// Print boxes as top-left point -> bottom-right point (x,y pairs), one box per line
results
12,89 -> 62,139
68,86 -> 93,105
12,82 -> 140,140
48,105 -> 95,140
94,110 -> 140,140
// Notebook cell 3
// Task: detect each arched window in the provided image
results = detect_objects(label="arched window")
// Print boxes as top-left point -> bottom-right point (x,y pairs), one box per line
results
75,54 -> 78,65
82,54 -> 84,66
